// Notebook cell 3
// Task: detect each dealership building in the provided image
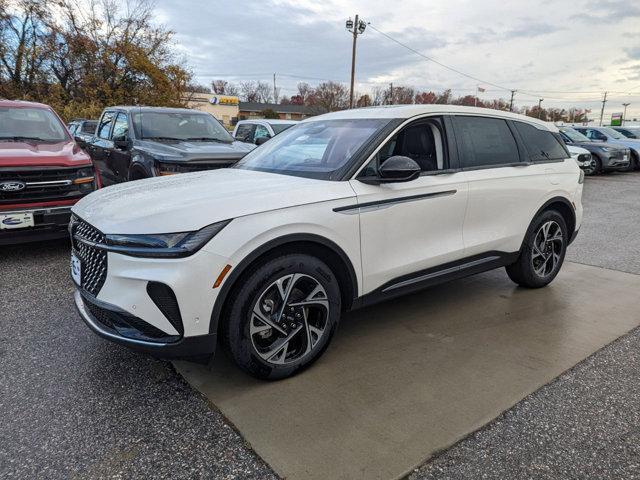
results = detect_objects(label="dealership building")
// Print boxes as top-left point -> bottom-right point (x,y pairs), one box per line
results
187,93 -> 316,128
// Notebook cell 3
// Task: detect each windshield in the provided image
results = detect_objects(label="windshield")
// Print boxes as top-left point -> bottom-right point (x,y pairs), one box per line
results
270,123 -> 296,135
600,127 -> 625,139
0,107 -> 68,142
234,118 -> 391,180
132,111 -> 233,142
560,127 -> 590,143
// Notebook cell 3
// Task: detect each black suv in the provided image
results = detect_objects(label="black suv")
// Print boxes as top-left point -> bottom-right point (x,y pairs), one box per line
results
85,106 -> 255,186
558,126 -> 630,175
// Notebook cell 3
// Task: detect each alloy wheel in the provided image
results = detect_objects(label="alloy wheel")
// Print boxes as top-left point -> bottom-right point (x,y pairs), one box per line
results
531,220 -> 563,278
249,273 -> 329,365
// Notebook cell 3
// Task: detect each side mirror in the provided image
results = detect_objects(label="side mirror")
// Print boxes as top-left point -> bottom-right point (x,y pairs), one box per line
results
113,135 -> 129,149
74,136 -> 86,146
360,156 -> 421,185
255,136 -> 270,146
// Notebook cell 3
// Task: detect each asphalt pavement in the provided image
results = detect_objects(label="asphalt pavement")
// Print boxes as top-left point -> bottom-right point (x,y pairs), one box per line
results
1,172 -> 639,479
411,172 -> 640,480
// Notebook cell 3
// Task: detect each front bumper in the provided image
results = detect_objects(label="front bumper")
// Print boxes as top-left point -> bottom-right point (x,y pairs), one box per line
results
0,205 -> 72,245
75,289 -> 216,358
601,149 -> 631,170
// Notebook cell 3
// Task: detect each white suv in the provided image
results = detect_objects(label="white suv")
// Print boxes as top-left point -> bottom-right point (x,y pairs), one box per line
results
70,105 -> 583,379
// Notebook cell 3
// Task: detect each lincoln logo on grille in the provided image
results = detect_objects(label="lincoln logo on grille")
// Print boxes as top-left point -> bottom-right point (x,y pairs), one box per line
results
0,180 -> 27,192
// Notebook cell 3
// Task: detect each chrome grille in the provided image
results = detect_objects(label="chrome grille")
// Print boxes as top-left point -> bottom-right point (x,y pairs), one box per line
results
72,216 -> 108,296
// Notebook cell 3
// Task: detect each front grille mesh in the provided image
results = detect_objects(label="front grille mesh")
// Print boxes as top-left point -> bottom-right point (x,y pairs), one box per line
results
72,217 -> 108,296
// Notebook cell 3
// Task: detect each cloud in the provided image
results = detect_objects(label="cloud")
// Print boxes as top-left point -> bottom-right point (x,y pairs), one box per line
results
570,0 -> 640,24
624,46 -> 640,60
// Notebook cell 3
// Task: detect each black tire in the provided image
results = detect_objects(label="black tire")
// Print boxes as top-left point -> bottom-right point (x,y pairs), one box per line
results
631,151 -> 640,171
129,166 -> 149,181
506,210 -> 568,288
221,253 -> 341,380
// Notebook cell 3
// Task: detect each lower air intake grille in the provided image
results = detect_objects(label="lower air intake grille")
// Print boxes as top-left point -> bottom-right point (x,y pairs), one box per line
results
146,282 -> 184,335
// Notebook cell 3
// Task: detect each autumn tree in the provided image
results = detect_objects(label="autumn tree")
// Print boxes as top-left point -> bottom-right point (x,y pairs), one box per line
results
0,0 -> 192,120
313,81 -> 348,111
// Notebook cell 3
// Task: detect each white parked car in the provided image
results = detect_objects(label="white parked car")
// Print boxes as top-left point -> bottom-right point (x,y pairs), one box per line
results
70,105 -> 584,379
566,144 -> 594,172
232,119 -> 298,145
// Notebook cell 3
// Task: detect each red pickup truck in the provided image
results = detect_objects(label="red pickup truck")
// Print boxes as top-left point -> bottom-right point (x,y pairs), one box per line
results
0,100 -> 99,245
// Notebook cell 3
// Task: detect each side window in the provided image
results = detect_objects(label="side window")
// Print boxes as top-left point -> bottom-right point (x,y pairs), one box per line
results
111,113 -> 129,140
235,124 -> 256,142
254,124 -> 270,141
97,111 -> 115,139
68,123 -> 77,134
454,116 -> 519,168
361,118 -> 448,176
513,122 -> 567,161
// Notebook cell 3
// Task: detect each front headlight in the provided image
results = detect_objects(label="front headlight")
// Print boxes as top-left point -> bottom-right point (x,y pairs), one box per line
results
104,220 -> 231,258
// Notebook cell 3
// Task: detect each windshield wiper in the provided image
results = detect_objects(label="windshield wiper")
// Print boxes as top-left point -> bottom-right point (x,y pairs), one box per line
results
0,136 -> 49,142
142,136 -> 184,142
184,137 -> 230,143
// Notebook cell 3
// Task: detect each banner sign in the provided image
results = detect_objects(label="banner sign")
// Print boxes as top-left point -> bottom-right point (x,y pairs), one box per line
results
611,112 -> 623,126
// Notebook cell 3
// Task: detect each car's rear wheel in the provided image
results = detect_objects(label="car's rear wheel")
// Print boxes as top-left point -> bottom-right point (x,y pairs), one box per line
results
222,254 -> 341,380
506,210 -> 568,288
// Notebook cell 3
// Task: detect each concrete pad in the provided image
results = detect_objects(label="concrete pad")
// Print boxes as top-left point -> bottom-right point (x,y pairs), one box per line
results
175,262 -> 640,480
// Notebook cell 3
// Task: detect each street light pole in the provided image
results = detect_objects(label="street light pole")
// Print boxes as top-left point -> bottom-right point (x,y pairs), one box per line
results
346,15 -> 366,109
538,98 -> 544,119
509,90 -> 516,112
622,103 -> 631,126
599,92 -> 608,126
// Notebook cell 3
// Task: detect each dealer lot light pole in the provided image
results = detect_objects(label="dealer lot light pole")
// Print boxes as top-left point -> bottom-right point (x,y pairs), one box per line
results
622,103 -> 630,126
346,15 -> 366,109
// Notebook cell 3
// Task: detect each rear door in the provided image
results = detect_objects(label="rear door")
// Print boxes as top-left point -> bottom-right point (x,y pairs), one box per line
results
452,115 -> 551,256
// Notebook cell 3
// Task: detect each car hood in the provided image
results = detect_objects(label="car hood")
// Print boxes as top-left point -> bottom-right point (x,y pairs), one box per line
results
135,139 -> 255,163
0,140 -> 91,167
570,140 -> 618,150
72,168 -> 356,234
567,145 -> 590,155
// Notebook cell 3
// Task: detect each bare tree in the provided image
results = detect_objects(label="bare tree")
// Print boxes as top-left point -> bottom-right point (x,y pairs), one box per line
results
211,79 -> 238,96
255,80 -> 272,103
313,81 -> 348,112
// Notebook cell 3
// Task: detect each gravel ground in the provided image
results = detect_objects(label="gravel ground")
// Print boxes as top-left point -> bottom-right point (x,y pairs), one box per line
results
0,241 -> 276,479
1,172 -> 639,480
410,172 -> 640,480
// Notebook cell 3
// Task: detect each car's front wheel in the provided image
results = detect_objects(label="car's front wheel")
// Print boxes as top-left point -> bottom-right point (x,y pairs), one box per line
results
506,210 -> 568,288
222,254 -> 341,380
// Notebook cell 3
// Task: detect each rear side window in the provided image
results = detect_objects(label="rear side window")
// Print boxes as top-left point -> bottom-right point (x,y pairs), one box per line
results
514,122 -> 567,161
235,124 -> 255,143
453,116 -> 519,168
97,112 -> 115,139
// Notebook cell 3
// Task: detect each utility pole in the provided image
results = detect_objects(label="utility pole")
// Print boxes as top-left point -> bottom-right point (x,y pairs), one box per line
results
537,98 -> 544,119
599,92 -> 608,126
389,82 -> 393,105
509,90 -> 516,112
622,102 -> 631,126
346,15 -> 366,109
273,73 -> 277,103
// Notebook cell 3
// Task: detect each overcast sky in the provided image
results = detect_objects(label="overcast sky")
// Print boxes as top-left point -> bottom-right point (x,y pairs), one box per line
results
156,0 -> 640,121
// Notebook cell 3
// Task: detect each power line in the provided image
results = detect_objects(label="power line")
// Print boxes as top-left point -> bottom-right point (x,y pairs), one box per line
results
366,22 -> 639,101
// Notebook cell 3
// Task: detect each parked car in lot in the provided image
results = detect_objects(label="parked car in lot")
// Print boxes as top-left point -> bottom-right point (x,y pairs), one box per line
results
0,100 -> 97,245
566,144 -> 595,174
232,119 -> 298,145
572,126 -> 640,170
85,106 -> 255,186
612,126 -> 640,139
67,119 -> 98,147
71,105 -> 583,379
559,126 -> 630,175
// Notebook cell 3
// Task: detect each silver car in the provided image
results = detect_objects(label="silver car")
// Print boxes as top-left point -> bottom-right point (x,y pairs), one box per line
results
573,126 -> 640,170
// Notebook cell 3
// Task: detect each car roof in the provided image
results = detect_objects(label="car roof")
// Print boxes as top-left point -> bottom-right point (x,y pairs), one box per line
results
0,99 -> 52,109
106,106 -> 209,114
302,104 -> 557,131
237,119 -> 298,124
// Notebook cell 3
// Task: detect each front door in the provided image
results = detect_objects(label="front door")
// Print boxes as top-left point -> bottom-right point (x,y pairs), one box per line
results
351,117 -> 469,295
107,112 -> 133,182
